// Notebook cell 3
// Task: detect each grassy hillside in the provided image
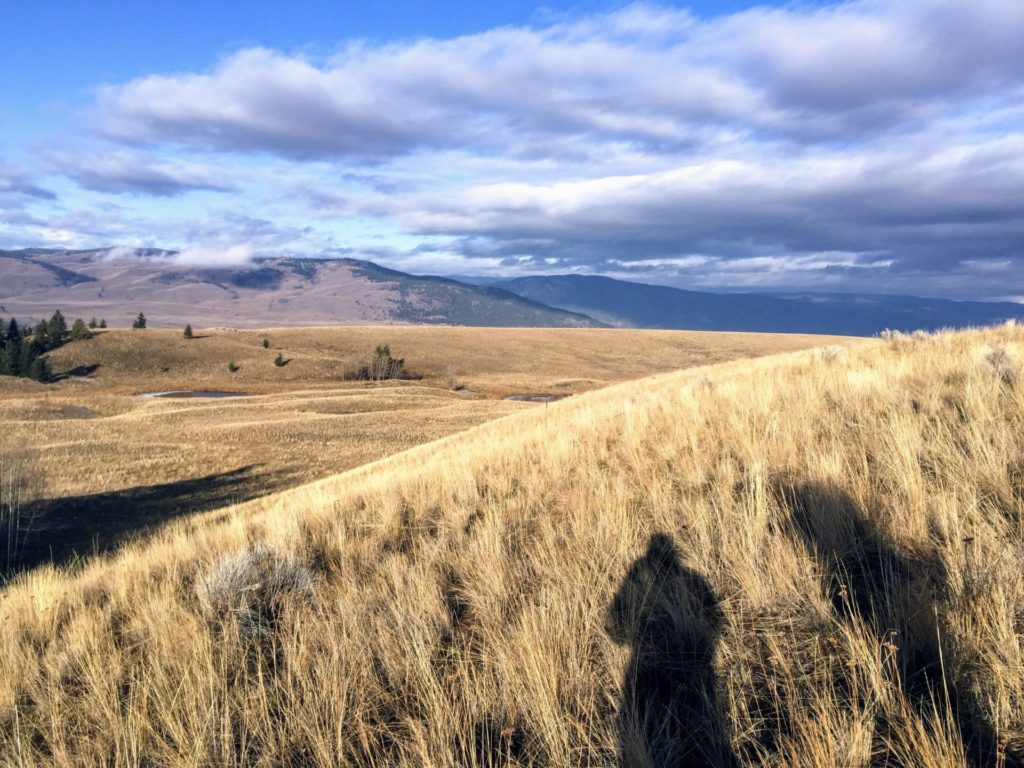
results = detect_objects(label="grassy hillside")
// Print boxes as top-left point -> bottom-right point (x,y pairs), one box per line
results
2,325 -> 1023,766
35,325 -> 846,395
2,327 -> 841,581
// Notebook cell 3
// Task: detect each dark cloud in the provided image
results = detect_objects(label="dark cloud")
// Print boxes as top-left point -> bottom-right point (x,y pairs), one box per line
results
43,149 -> 231,196
0,162 -> 56,201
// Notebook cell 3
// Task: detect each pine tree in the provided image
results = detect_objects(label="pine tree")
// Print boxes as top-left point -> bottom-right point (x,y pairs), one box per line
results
262,338 -> 270,349
0,319 -> 20,376
132,312 -> 147,330
70,318 -> 91,341
183,324 -> 193,340
88,317 -> 98,329
19,338 -> 41,378
99,319 -> 107,329
33,319 -> 49,351
47,310 -> 67,347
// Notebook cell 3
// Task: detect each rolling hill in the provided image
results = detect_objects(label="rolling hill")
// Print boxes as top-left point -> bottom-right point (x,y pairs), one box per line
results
1,325 -> 845,581
0,249 -> 599,329
1,324 -> 1021,765
493,274 -> 1024,336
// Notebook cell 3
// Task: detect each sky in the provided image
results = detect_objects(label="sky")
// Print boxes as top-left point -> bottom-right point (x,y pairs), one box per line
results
1,0 -> 1022,299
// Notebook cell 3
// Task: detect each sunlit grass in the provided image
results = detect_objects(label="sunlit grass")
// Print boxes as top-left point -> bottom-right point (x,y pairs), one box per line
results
2,325 -> 1021,765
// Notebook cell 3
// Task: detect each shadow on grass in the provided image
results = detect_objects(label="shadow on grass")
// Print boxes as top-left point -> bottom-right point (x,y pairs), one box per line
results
1,465 -> 270,581
607,533 -> 737,768
780,480 -> 1021,768
50,362 -> 101,381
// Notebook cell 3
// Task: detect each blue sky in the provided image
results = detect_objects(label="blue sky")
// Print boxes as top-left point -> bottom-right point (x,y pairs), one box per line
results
1,0 -> 1022,298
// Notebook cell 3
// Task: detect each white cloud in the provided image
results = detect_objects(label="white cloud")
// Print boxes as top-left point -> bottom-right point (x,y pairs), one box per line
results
98,243 -> 255,267
173,244 -> 255,267
93,1 -> 1024,160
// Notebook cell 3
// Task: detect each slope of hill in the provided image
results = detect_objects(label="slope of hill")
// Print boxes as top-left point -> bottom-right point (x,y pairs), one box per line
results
0,249 -> 599,329
0,325 -> 845,579
2,324 -> 1022,765
494,274 -> 1024,336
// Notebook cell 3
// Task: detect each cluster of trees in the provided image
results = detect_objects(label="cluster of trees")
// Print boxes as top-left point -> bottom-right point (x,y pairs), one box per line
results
344,345 -> 415,381
0,309 -> 96,381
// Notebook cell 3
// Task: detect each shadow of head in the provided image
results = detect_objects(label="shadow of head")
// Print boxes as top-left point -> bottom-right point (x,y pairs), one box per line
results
606,532 -> 722,648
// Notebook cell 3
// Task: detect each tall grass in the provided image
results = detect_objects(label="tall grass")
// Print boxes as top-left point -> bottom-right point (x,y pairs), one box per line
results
0,452 -> 39,579
1,326 -> 1022,766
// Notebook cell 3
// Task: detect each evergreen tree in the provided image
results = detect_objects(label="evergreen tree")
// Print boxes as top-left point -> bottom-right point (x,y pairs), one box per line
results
47,310 -> 67,347
19,337 -> 42,378
132,312 -> 147,330
70,318 -> 91,341
262,338 -> 270,349
0,319 -> 21,376
88,317 -> 98,329
183,324 -> 193,339
99,319 -> 107,328
33,319 -> 49,350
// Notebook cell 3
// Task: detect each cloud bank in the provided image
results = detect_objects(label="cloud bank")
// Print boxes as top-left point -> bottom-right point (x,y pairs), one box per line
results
100,243 -> 256,268
7,1 -> 1024,297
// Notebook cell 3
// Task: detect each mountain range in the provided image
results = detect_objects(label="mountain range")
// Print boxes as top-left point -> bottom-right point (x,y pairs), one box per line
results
2,248 -> 1022,335
0,249 -> 596,329
492,275 -> 1024,336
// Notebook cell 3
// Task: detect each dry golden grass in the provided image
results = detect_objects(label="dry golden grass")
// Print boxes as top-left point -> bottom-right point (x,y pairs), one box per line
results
1,326 -> 843,493
3,325 -> 1022,766
35,325 -> 847,395
0,326 -> 841,576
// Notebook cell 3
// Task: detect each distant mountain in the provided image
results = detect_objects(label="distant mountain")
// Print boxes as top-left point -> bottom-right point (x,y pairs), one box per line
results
0,249 -> 599,329
492,275 -> 1024,336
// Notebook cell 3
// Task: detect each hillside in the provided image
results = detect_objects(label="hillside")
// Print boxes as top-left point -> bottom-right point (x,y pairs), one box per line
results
1,326 -> 843,580
0,249 -> 598,329
2,325 -> 1023,766
493,274 -> 1024,336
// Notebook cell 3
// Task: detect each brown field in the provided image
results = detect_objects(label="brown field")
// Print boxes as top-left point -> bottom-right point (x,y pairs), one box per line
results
1,324 -> 1022,766
0,326 -> 843,577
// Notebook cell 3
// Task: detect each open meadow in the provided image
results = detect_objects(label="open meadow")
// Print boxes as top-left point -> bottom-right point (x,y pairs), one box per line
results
1,324 -> 1021,766
0,325 -> 843,578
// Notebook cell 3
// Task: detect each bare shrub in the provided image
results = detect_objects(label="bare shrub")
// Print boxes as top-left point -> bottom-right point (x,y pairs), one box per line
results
985,346 -> 1015,385
446,364 -> 464,391
911,329 -> 930,341
198,545 -> 314,639
695,374 -> 715,391
819,345 -> 843,363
